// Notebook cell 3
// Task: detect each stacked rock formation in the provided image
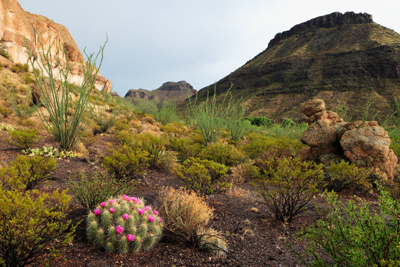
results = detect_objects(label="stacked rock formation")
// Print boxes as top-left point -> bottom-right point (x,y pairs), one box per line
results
298,99 -> 398,179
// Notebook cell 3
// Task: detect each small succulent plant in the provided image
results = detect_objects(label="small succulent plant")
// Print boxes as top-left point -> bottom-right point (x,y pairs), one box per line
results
87,195 -> 163,254
197,227 -> 228,256
22,146 -> 81,158
0,123 -> 14,131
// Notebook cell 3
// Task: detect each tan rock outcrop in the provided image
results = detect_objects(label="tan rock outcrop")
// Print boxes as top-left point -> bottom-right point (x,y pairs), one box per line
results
299,98 -> 398,179
102,79 -> 112,94
0,0 -> 107,90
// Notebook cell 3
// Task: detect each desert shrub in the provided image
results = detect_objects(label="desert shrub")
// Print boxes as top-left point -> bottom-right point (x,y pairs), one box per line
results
102,145 -> 151,183
0,107 -> 12,118
293,186 -> 400,266
80,129 -> 98,149
6,127 -> 41,149
10,63 -> 29,73
198,142 -> 245,167
0,189 -> 77,267
152,100 -> 180,125
0,39 -> 10,60
19,118 -> 37,128
282,118 -> 296,128
133,133 -> 166,168
67,172 -> 136,210
23,73 -> 35,84
299,122 -> 308,128
225,103 -> 247,141
131,98 -> 156,115
86,195 -> 163,254
155,150 -> 178,173
158,187 -> 214,245
0,155 -> 56,191
168,137 -> 203,162
252,157 -> 324,222
160,122 -> 190,138
243,132 -> 305,160
25,34 -> 108,151
197,227 -> 228,256
324,160 -> 372,193
113,120 -> 130,132
90,93 -> 121,133
244,116 -> 273,127
175,157 -> 231,197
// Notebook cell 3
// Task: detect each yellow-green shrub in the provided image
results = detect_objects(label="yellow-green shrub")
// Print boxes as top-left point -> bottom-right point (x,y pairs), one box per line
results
6,128 -> 41,149
324,160 -> 372,193
80,129 -> 98,149
175,157 -> 230,197
0,189 -> 77,267
102,145 -> 150,182
158,187 -> 214,245
168,137 -> 203,162
252,157 -> 324,222
0,107 -> 12,118
160,122 -> 190,138
0,155 -> 56,191
198,142 -> 245,167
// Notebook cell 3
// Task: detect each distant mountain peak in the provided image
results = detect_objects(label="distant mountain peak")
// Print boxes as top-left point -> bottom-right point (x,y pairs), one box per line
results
268,12 -> 374,49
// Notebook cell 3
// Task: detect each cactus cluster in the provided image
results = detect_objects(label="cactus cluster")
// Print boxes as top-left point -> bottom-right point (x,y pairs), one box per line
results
197,227 -> 228,256
86,195 -> 163,254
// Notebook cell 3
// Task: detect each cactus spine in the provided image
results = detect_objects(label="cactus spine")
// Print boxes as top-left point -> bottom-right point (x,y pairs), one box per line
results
86,195 -> 163,254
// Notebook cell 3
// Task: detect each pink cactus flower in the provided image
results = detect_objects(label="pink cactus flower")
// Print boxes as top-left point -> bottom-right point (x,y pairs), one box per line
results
116,225 -> 124,234
145,206 -> 150,212
109,199 -> 115,205
159,217 -> 162,222
110,208 -> 115,213
123,213 -> 130,220
131,197 -> 140,204
153,210 -> 158,216
100,202 -> 106,207
127,234 -> 135,242
138,208 -> 145,215
94,209 -> 101,216
123,195 -> 130,201
148,215 -> 155,222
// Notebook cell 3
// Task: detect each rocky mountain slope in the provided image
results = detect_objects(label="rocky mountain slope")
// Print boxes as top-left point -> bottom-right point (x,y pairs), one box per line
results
0,0 -> 108,90
125,80 -> 197,103
184,12 -> 400,123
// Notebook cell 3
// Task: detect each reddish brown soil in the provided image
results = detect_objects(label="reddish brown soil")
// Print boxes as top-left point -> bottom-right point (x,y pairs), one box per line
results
0,122 -> 329,267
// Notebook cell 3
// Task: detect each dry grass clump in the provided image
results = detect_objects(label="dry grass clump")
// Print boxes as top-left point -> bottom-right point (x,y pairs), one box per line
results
158,187 -> 214,244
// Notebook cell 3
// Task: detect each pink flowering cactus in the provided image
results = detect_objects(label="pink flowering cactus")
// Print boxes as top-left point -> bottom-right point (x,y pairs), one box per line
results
159,217 -> 162,222
145,206 -> 150,212
109,199 -> 115,205
94,209 -> 101,216
110,208 -> 115,213
131,197 -> 140,204
100,202 -> 106,207
123,195 -> 130,201
123,213 -> 130,220
153,210 -> 158,216
138,208 -> 145,215
148,215 -> 155,222
116,225 -> 124,234
127,234 -> 135,242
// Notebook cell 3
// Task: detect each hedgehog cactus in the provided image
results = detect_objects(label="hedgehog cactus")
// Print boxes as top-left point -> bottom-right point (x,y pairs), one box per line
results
86,195 -> 163,254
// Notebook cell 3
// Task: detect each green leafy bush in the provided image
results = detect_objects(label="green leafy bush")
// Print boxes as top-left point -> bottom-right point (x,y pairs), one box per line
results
168,137 -> 203,162
10,63 -> 29,73
282,118 -> 296,128
0,189 -> 77,267
244,116 -> 273,127
198,142 -> 245,167
87,195 -> 163,254
7,127 -> 41,149
0,155 -> 56,191
175,157 -> 230,197
252,157 -> 324,222
152,100 -> 180,125
159,187 -> 214,245
102,145 -> 151,182
324,160 -> 372,193
293,186 -> 400,266
68,172 -> 136,210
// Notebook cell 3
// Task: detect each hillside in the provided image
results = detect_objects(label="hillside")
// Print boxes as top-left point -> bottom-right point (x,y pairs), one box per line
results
184,12 -> 400,123
125,80 -> 197,104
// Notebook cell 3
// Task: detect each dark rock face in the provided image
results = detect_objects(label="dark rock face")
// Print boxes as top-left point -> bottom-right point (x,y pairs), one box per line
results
268,12 -> 373,49
124,90 -> 154,100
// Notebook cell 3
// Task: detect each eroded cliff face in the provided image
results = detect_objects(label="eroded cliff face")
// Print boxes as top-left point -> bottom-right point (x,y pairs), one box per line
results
0,0 -> 107,90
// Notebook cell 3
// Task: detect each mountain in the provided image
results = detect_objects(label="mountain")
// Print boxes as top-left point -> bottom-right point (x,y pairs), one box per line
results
184,12 -> 400,123
0,0 -> 108,90
125,80 -> 197,103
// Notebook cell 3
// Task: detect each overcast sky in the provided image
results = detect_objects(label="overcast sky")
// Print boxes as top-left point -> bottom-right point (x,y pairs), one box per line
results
18,0 -> 400,97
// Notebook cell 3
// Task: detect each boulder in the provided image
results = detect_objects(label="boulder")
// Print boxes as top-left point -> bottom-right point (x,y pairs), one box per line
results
340,125 -> 397,179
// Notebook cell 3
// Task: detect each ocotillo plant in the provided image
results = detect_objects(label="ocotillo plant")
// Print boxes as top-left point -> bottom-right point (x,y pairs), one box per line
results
86,195 -> 163,254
